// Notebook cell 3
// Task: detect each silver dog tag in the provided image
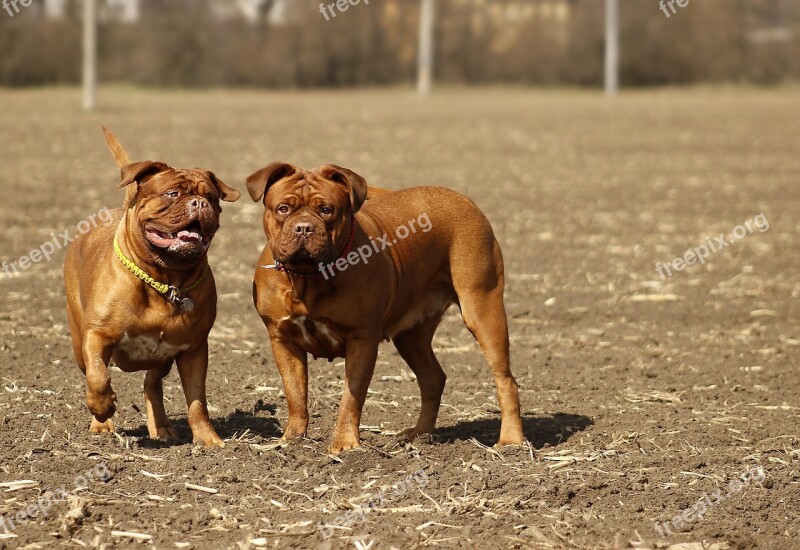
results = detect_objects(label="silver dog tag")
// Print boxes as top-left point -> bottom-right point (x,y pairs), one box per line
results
181,298 -> 195,312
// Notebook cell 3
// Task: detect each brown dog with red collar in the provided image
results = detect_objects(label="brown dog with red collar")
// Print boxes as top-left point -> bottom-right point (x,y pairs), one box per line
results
63,129 -> 240,446
247,163 -> 524,453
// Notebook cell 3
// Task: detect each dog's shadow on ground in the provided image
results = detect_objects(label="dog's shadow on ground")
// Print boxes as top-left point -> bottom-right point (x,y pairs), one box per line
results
122,409 -> 590,450
432,412 -> 592,449
122,400 -> 282,447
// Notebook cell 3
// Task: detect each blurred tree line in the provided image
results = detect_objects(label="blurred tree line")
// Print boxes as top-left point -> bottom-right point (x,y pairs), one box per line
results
0,0 -> 798,88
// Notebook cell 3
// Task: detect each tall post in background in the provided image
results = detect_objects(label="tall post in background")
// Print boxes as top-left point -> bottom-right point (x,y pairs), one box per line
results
605,0 -> 619,96
418,0 -> 435,95
83,0 -> 98,110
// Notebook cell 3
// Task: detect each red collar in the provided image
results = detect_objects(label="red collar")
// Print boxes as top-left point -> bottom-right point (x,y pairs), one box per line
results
265,217 -> 357,279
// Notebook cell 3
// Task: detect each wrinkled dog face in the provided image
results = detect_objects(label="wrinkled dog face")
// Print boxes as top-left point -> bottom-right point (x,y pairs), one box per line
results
120,161 -> 240,260
266,172 -> 347,267
246,163 -> 367,271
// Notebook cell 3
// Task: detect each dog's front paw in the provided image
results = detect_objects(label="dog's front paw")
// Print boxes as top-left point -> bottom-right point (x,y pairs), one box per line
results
397,427 -> 431,442
279,433 -> 305,445
495,435 -> 524,447
89,417 -> 115,434
192,427 -> 225,448
496,421 -> 525,447
150,423 -> 179,440
280,423 -> 308,443
329,433 -> 360,455
281,416 -> 309,440
87,390 -> 117,422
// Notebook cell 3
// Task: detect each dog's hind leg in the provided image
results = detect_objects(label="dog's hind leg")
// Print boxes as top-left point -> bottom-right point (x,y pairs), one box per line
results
450,239 -> 524,447
392,313 -> 446,440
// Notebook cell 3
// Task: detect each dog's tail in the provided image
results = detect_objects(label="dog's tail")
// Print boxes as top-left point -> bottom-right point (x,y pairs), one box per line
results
103,127 -> 138,206
102,127 -> 131,169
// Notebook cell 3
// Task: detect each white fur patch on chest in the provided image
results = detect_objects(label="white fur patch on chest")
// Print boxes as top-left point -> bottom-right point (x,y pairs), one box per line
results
291,317 -> 315,348
284,316 -> 345,359
117,333 -> 189,362
293,317 -> 342,347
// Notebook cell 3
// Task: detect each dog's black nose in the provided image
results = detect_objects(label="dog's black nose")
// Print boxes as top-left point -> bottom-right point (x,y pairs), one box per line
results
188,197 -> 209,209
293,221 -> 315,237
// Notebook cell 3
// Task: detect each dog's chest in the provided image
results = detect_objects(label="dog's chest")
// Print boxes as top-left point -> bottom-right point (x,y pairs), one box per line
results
116,332 -> 189,363
280,316 -> 345,360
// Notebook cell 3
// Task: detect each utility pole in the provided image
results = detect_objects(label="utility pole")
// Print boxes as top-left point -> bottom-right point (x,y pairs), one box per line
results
418,0 -> 435,95
605,0 -> 619,96
83,0 -> 98,110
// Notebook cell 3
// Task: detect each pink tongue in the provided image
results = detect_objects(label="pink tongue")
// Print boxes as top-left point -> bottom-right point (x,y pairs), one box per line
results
178,230 -> 200,241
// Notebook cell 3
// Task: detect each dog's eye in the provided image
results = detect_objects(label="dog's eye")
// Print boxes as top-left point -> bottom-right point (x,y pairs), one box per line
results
164,190 -> 179,199
277,205 -> 290,214
320,206 -> 334,215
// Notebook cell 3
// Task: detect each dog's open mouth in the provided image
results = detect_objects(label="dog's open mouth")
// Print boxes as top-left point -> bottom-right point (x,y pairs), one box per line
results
145,220 -> 211,252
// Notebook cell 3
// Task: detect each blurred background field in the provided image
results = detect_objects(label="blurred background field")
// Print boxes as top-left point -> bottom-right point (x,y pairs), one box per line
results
1,0 -> 799,89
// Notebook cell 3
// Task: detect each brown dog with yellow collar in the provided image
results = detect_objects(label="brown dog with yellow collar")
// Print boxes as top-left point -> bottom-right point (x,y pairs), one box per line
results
247,162 -> 524,454
63,129 -> 240,446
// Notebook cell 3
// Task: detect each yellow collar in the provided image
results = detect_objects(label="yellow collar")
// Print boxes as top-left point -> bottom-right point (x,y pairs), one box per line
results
113,237 -> 208,311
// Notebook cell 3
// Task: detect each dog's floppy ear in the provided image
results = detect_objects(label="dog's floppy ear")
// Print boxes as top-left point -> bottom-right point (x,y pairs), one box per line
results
246,162 -> 298,203
117,161 -> 170,189
199,170 -> 241,203
117,161 -> 171,207
315,165 -> 368,213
